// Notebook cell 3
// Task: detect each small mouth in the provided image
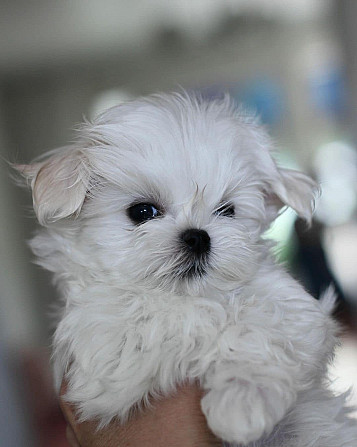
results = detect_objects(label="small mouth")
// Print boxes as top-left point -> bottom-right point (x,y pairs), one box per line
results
175,257 -> 209,280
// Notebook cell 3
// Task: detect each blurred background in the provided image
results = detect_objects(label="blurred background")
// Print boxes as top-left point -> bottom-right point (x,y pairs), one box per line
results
1,1 -> 357,445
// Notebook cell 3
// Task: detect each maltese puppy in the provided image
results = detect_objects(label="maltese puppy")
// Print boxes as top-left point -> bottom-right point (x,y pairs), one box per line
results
17,92 -> 357,446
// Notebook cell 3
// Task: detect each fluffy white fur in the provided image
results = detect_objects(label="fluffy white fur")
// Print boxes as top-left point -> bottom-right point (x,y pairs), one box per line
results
18,92 -> 357,446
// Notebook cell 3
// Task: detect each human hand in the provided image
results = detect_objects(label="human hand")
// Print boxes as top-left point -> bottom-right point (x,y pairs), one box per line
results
59,381 -> 222,447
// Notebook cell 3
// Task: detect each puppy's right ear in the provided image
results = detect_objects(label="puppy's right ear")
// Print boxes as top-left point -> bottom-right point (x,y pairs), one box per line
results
14,147 -> 90,225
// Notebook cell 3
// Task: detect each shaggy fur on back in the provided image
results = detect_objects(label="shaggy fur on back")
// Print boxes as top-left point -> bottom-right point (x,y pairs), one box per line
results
17,92 -> 357,446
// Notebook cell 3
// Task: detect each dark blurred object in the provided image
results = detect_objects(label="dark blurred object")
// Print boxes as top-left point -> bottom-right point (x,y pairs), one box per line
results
293,218 -> 357,332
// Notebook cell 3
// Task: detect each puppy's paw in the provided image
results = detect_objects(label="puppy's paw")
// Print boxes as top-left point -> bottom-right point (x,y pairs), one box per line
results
201,381 -> 295,445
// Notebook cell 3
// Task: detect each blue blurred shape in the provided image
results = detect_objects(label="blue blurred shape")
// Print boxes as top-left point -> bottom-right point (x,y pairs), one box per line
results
233,77 -> 284,126
309,68 -> 346,117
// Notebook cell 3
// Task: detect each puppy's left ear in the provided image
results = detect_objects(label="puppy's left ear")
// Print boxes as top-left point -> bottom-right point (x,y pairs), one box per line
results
14,147 -> 91,226
265,167 -> 319,224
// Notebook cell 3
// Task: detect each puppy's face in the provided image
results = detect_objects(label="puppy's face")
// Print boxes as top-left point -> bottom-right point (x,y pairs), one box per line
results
18,94 -> 317,296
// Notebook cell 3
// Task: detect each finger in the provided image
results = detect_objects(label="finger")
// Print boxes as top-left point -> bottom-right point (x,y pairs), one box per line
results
66,424 -> 81,447
59,380 -> 82,443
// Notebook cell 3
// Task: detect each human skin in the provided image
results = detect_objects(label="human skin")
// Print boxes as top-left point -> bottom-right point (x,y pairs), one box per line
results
59,381 -> 222,447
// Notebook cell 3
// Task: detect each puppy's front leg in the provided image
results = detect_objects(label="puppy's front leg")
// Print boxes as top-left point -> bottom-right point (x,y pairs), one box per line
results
201,360 -> 296,445
201,327 -> 298,444
200,285 -> 335,445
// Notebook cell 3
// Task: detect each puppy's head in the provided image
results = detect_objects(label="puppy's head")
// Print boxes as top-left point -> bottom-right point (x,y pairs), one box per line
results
17,93 -> 318,295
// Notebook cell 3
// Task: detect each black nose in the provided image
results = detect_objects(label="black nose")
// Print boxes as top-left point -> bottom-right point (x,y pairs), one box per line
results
181,229 -> 211,255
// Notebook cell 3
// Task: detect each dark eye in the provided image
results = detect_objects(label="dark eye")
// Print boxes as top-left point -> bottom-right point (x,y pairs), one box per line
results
214,203 -> 235,218
127,203 -> 162,224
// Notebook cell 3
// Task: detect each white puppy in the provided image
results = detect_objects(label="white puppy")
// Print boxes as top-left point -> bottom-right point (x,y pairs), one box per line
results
18,92 -> 357,446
